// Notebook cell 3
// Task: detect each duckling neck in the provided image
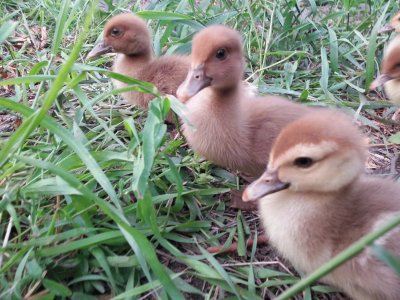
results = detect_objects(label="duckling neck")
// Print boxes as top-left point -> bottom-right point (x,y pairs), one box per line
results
183,83 -> 253,171
213,84 -> 241,100
113,52 -> 153,79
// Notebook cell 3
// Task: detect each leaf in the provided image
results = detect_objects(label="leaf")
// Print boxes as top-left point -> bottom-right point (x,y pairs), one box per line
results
0,21 -> 18,44
319,47 -> 338,103
0,98 -> 121,210
0,75 -> 56,86
132,98 -> 167,198
51,0 -> 71,55
0,1 -> 97,174
389,132 -> 400,144
236,212 -> 246,256
136,11 -> 193,21
198,245 -> 242,299
14,155 -> 184,300
327,27 -> 338,73
365,2 -> 391,89
42,279 -> 72,297
372,244 -> 400,276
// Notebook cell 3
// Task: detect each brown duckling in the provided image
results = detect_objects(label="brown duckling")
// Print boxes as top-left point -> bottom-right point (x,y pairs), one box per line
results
88,13 -> 190,122
370,35 -> 400,107
371,13 -> 400,120
177,25 -> 312,176
243,111 -> 400,300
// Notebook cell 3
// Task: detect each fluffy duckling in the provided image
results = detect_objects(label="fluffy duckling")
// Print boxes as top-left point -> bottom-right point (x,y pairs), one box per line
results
371,12 -> 400,121
243,111 -> 400,300
370,35 -> 400,107
177,25 -> 312,176
88,13 -> 190,121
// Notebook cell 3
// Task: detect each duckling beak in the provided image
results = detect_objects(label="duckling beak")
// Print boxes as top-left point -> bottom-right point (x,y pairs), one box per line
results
369,74 -> 393,90
242,170 -> 290,202
177,65 -> 212,102
378,23 -> 395,34
87,40 -> 113,59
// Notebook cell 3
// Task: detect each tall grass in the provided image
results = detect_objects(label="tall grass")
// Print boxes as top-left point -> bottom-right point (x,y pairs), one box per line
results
0,0 -> 399,299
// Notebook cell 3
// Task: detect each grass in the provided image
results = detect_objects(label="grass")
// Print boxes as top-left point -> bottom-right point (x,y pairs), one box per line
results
1,0 -> 400,299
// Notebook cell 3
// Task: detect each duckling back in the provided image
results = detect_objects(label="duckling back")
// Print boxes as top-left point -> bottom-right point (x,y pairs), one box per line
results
113,54 -> 190,121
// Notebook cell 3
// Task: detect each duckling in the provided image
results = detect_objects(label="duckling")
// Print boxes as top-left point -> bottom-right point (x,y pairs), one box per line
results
370,35 -> 400,107
88,13 -> 190,122
371,13 -> 400,121
177,25 -> 312,176
243,111 -> 400,300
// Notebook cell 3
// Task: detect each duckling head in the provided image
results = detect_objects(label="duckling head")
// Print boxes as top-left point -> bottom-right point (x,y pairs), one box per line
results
379,12 -> 400,33
177,25 -> 245,101
243,111 -> 366,202
87,13 -> 151,59
370,35 -> 400,90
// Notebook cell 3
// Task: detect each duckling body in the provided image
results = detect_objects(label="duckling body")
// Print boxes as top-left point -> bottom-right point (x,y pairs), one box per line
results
243,111 -> 400,300
178,25 -> 311,176
261,177 -> 400,300
88,13 -> 189,121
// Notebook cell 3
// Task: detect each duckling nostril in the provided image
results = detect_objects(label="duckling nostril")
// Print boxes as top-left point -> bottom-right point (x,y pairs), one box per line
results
195,75 -> 200,79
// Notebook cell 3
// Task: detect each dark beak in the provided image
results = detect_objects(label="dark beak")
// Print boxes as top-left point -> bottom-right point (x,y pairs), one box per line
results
176,65 -> 211,102
242,170 -> 290,202
86,40 -> 113,59
378,23 -> 395,34
369,74 -> 393,90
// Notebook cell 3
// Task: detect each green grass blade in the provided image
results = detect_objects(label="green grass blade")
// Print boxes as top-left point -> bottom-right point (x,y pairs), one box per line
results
13,155 -> 184,300
0,21 -> 18,44
51,0 -> 71,55
0,97 -> 121,210
0,1 -> 96,170
372,244 -> 400,276
0,75 -> 56,85
365,2 -> 391,89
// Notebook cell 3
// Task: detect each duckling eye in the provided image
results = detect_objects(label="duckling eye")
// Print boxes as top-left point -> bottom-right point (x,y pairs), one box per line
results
293,157 -> 314,168
111,27 -> 121,37
215,48 -> 227,60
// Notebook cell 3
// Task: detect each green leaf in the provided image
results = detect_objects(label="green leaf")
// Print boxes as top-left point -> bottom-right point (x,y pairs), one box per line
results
0,75 -> 56,86
136,11 -> 193,21
14,155 -> 183,300
0,1 -> 97,173
132,98 -> 167,197
51,0 -> 71,55
0,21 -> 18,44
0,98 -> 121,210
42,279 -> 72,297
327,27 -> 338,73
365,2 -> 391,89
198,245 -> 242,299
372,244 -> 400,276
236,212 -> 246,256
389,132 -> 400,144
